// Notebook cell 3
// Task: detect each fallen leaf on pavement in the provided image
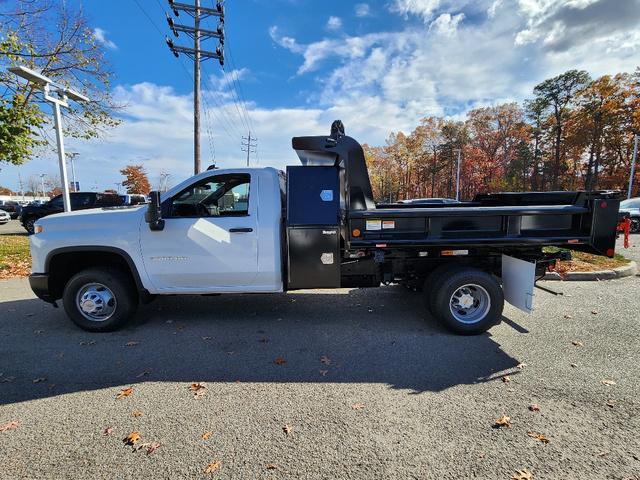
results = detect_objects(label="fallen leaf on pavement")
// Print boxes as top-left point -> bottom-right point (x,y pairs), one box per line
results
204,461 -> 221,474
202,336 -> 212,341
274,357 -> 286,365
606,401 -> 615,408
351,403 -> 365,410
527,431 -> 550,444
502,376 -> 511,383
512,469 -> 533,480
132,411 -> 144,417
202,431 -> 213,440
190,382 -> 206,391
563,314 -> 572,319
125,341 -> 139,347
135,441 -> 161,455
282,425 -> 293,436
0,421 -> 19,432
601,379 -> 616,386
79,340 -> 96,346
529,404 -> 541,412
123,432 -> 141,446
570,363 -> 578,368
516,363 -> 527,369
32,377 -> 46,383
266,463 -> 279,470
319,370 -> 328,376
591,310 -> 598,315
115,387 -> 134,399
103,427 -> 114,436
571,340 -> 584,347
320,355 -> 331,365
493,416 -> 511,428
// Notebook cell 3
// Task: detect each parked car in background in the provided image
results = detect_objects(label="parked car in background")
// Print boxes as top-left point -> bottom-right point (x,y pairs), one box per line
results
0,209 -> 10,225
0,200 -> 22,219
619,197 -> 640,233
20,192 -> 124,234
119,194 -> 148,205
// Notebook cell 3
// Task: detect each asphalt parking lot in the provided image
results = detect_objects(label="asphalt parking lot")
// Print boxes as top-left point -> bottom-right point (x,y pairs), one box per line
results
1,237 -> 639,479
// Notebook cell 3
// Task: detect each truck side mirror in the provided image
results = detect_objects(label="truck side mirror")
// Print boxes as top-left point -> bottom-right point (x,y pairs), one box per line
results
145,191 -> 165,231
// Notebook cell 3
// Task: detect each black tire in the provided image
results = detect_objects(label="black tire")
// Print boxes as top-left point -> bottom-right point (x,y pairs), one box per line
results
24,217 -> 36,235
631,218 -> 640,234
62,268 -> 138,332
429,267 -> 504,335
423,264 -> 453,314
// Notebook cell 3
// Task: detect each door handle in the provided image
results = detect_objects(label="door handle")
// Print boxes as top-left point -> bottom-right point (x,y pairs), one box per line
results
229,227 -> 253,233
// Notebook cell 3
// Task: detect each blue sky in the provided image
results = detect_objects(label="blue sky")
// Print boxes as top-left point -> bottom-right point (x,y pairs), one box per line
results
1,0 -> 639,194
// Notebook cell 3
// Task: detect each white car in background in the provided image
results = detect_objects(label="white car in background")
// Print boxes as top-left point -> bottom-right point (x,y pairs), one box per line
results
0,209 -> 10,225
620,197 -> 640,233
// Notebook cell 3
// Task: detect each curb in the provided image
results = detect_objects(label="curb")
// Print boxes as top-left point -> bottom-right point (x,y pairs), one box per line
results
543,261 -> 637,281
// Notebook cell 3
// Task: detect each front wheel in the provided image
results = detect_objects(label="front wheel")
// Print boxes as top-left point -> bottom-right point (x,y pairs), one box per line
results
427,267 -> 504,335
62,268 -> 138,332
630,218 -> 640,234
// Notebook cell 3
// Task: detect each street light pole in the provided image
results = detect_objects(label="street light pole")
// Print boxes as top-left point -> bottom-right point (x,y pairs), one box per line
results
628,134 -> 639,199
50,90 -> 71,209
39,174 -> 46,198
8,65 -> 89,212
455,148 -> 462,201
67,152 -> 79,192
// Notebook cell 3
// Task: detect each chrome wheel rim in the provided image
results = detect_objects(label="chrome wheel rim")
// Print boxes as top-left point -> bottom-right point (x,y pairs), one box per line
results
76,283 -> 117,322
449,284 -> 491,324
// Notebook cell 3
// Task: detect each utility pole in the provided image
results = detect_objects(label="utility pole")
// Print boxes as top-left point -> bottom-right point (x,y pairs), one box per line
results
628,134 -> 639,199
241,132 -> 257,166
165,0 -> 225,175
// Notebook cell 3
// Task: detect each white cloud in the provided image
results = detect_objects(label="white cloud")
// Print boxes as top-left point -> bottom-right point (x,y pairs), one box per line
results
326,16 -> 342,30
355,3 -> 372,17
391,0 -> 443,22
429,13 -> 465,36
93,28 -> 117,50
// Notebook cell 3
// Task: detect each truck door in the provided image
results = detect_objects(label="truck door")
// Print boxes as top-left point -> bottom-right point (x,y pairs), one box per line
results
140,173 -> 258,291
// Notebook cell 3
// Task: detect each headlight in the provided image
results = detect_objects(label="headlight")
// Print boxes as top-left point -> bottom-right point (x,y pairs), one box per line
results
34,225 -> 44,234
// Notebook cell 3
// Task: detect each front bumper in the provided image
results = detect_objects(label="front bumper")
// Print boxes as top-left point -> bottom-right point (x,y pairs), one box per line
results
29,273 -> 55,303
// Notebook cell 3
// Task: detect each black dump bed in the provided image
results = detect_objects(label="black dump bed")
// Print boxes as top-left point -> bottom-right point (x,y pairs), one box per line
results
291,122 -> 621,259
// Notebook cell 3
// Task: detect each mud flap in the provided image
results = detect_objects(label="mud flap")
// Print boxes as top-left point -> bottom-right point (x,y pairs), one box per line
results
501,254 -> 536,314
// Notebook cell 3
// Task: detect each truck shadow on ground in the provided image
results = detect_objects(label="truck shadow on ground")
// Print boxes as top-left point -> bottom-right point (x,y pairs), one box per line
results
0,286 -> 521,405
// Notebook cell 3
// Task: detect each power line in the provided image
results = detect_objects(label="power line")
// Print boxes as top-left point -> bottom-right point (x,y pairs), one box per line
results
225,40 -> 254,134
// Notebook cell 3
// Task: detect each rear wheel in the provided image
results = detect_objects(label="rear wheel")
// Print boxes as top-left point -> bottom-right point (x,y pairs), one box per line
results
62,268 -> 138,332
427,267 -> 504,335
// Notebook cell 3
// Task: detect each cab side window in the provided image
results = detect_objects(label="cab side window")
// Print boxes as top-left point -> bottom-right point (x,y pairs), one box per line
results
169,174 -> 251,218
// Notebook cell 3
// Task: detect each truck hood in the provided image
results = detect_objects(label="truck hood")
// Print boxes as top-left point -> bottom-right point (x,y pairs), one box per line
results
37,206 -> 146,232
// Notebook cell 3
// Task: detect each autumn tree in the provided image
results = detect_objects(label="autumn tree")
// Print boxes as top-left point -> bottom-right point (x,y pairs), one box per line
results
532,70 -> 591,189
120,165 -> 151,195
0,0 -> 120,165
0,186 -> 15,195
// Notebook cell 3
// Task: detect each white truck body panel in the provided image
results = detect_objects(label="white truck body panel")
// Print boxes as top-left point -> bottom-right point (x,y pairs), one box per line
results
31,167 -> 283,294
